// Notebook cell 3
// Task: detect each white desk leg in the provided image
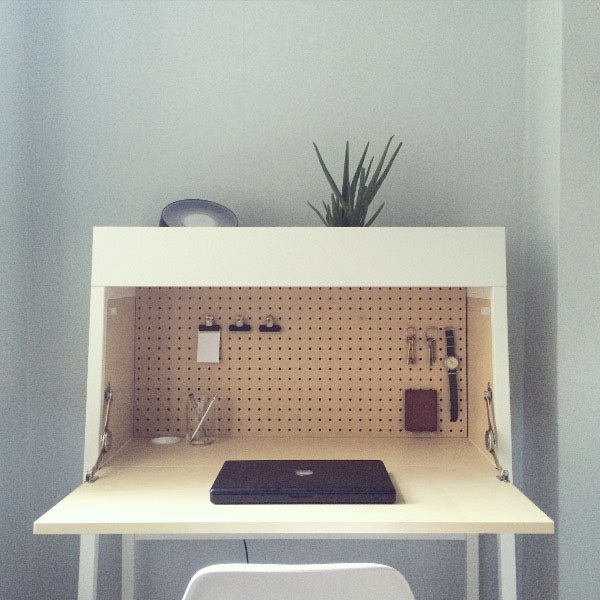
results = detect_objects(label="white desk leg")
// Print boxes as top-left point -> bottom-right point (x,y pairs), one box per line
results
78,534 -> 99,600
122,534 -> 136,600
497,533 -> 517,600
466,534 -> 479,600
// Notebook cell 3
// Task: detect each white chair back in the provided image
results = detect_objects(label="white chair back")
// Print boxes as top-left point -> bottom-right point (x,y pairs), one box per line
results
181,563 -> 415,600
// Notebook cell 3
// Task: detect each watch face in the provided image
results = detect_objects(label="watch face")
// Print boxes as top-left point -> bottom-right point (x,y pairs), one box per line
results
445,356 -> 459,370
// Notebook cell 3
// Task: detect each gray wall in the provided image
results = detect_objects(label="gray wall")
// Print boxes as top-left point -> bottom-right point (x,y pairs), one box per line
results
2,1 -> 597,598
518,2 -> 561,597
558,1 -> 600,597
1,4 -> 35,599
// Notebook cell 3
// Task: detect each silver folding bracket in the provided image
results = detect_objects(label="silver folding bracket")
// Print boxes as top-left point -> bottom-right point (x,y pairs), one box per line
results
484,385 -> 510,482
85,385 -> 114,483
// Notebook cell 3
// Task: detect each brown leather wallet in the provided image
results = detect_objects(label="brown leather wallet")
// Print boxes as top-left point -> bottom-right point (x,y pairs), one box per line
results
405,389 -> 438,432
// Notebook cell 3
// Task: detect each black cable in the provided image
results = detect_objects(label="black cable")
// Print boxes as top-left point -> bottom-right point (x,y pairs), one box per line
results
243,538 -> 249,563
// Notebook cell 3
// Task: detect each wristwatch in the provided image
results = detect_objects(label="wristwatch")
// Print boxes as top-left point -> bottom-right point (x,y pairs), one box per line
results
444,328 -> 459,422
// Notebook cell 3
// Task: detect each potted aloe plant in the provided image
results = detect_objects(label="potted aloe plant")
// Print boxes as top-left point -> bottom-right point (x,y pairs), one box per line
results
309,136 -> 402,226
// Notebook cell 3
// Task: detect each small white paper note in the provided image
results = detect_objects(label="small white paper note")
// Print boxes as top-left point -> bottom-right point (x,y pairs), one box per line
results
197,329 -> 221,363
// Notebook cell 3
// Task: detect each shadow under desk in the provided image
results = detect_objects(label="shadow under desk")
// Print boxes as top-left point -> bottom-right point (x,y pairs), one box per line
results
34,436 -> 553,536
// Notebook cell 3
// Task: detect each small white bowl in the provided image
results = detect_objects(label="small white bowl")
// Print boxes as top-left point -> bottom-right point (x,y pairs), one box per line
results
150,436 -> 182,445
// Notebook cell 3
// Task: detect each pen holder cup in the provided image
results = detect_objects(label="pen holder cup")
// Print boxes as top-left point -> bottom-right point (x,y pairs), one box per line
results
186,394 -> 217,445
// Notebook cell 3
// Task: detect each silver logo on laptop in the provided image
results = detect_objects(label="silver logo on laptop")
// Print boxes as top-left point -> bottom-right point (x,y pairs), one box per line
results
295,469 -> 314,477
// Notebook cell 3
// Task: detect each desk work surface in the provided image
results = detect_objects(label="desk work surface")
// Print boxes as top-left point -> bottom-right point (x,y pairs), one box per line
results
34,437 -> 553,536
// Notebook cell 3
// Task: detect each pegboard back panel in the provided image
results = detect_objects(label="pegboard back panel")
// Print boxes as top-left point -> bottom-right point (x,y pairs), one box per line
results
134,287 -> 466,438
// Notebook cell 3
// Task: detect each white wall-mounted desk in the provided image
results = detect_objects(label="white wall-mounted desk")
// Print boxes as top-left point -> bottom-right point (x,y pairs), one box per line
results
33,228 -> 554,600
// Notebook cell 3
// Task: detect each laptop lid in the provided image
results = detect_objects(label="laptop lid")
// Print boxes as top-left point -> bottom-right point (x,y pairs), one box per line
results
210,459 -> 396,504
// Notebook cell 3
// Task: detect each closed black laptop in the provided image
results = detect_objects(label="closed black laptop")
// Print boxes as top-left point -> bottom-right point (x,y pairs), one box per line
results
210,459 -> 396,504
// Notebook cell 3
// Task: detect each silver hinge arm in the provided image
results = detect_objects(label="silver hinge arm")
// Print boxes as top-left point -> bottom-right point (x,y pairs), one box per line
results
85,385 -> 114,483
484,385 -> 510,482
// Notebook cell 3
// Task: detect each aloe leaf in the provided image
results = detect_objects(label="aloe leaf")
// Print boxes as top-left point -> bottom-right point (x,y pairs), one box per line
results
350,142 -> 369,210
335,192 -> 352,225
330,193 -> 343,223
328,194 -> 336,214
364,156 -> 374,184
367,136 -> 394,195
363,138 -> 403,206
313,142 -> 341,198
355,171 -> 372,213
371,139 -> 403,197
359,165 -> 367,192
356,171 -> 366,209
364,203 -> 385,227
341,142 -> 350,205
353,193 -> 367,219
307,201 -> 328,225
324,198 -> 334,225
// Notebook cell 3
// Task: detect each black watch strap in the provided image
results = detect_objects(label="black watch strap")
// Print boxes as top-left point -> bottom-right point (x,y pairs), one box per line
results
448,371 -> 458,422
445,328 -> 459,422
445,328 -> 456,357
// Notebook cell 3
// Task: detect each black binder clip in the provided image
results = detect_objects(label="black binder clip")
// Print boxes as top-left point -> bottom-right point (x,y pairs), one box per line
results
259,315 -> 281,333
229,315 -> 251,332
198,315 -> 221,332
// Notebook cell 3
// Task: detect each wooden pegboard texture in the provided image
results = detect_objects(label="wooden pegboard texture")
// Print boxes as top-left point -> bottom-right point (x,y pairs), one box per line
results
104,295 -> 135,457
466,295 -> 493,455
134,287 -> 466,438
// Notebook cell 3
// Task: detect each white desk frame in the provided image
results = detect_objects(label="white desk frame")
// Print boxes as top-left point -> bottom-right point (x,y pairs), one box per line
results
33,228 -> 552,600
117,533 -> 480,600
